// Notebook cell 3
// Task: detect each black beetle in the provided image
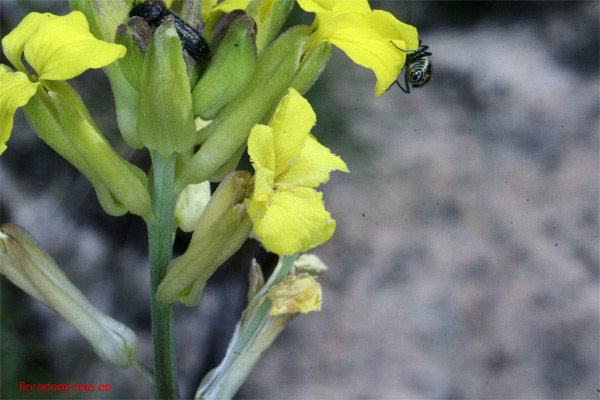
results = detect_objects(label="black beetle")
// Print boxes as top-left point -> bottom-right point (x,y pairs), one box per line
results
129,1 -> 210,62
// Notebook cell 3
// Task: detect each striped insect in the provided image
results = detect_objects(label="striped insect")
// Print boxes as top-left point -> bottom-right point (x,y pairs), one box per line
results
129,1 -> 210,63
389,41 -> 432,94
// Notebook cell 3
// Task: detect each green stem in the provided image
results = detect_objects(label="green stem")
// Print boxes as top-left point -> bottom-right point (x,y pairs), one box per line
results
147,151 -> 180,399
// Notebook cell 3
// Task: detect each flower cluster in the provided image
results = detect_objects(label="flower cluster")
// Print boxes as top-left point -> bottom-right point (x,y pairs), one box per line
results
1,0 -> 421,397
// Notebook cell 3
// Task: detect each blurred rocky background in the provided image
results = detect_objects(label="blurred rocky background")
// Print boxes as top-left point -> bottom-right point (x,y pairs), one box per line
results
1,1 -> 598,399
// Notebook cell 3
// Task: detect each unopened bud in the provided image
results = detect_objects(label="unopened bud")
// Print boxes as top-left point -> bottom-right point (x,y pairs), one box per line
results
157,171 -> 252,305
137,19 -> 196,156
192,14 -> 257,119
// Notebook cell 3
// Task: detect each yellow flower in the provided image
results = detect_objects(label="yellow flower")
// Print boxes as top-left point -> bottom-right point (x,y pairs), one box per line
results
245,88 -> 348,255
0,11 -> 126,154
297,0 -> 419,96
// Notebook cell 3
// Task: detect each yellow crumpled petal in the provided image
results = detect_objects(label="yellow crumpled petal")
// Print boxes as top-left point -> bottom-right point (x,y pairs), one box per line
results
268,273 -> 322,315
294,253 -> 328,275
24,11 -> 126,81
0,69 -> 39,155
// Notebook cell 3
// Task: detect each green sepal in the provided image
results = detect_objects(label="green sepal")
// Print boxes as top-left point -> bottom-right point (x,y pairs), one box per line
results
192,14 -> 257,119
180,25 -> 309,186
169,0 -> 206,88
47,81 -> 152,217
23,87 -> 128,216
115,17 -> 153,90
291,41 -> 333,95
137,20 -> 197,157
178,214 -> 252,306
246,0 -> 295,55
156,171 -> 252,305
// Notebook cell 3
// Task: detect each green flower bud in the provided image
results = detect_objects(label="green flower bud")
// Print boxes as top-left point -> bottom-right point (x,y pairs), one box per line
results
0,224 -> 139,369
192,14 -> 257,119
137,19 -> 197,156
105,18 -> 154,149
47,81 -> 152,217
246,0 -> 295,55
181,26 -> 310,185
156,171 -> 252,305
208,10 -> 246,47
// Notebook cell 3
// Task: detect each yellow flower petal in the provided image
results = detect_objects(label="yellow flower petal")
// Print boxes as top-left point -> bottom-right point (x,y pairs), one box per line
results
0,70 -> 39,155
296,0 -> 335,14
248,124 -> 276,203
268,88 -> 316,176
374,10 -> 420,50
330,0 -> 371,14
329,12 -> 417,96
1,12 -> 53,73
24,11 -> 126,81
250,187 -> 336,255
268,273 -> 322,315
277,134 -> 348,187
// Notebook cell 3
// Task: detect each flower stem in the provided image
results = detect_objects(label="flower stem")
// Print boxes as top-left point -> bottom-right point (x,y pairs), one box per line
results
196,255 -> 297,399
147,151 -> 179,399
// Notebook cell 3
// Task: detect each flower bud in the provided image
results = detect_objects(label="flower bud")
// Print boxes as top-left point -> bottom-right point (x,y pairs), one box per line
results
0,224 -> 139,369
137,19 -> 197,156
156,171 -> 252,305
192,14 -> 257,119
